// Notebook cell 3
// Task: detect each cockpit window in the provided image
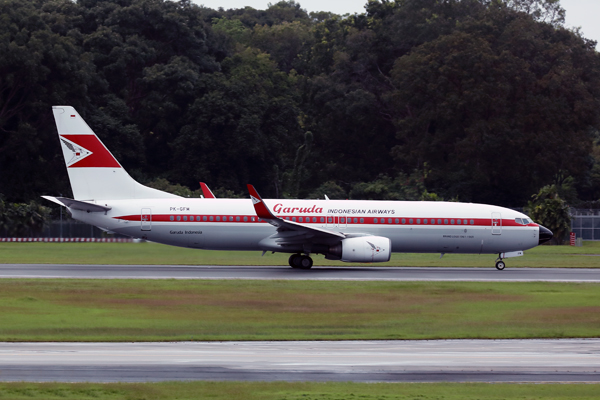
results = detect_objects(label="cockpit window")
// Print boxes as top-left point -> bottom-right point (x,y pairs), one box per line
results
516,217 -> 532,225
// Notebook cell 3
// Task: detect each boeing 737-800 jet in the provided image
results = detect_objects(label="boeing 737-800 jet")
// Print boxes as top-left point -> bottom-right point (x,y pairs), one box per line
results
44,106 -> 553,270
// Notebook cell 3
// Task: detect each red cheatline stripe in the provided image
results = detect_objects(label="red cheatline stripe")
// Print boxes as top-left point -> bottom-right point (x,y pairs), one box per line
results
113,214 -> 538,227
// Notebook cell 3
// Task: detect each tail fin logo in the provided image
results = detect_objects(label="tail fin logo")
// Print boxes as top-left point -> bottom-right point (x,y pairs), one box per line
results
60,137 -> 93,167
59,134 -> 121,168
250,195 -> 261,205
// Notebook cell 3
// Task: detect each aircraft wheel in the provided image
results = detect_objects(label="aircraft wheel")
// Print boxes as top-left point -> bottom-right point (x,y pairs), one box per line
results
298,255 -> 313,269
289,254 -> 302,268
495,260 -> 506,270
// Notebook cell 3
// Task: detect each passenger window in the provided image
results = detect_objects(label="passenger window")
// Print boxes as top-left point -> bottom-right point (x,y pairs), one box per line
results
457,219 -> 461,225
320,217 -> 325,223
244,217 -> 247,222
236,217 -> 240,222
183,216 -> 187,221
438,219 -> 442,224
209,216 -> 214,221
388,218 -> 392,224
216,216 -> 220,221
251,217 -> 255,222
170,216 -> 174,221
292,217 -> 296,222
360,218 -> 364,223
313,217 -> 317,223
451,219 -> 455,225
470,220 -> 474,225
374,218 -> 378,224
177,216 -> 181,221
409,219 -> 413,224
395,219 -> 399,224
416,219 -> 420,224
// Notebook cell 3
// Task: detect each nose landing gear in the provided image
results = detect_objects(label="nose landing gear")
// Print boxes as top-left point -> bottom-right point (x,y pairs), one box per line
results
495,259 -> 506,270
289,253 -> 313,269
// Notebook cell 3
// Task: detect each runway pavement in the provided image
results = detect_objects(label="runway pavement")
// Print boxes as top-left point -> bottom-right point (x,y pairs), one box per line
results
1,264 -> 600,281
2,265 -> 599,383
1,340 -> 599,383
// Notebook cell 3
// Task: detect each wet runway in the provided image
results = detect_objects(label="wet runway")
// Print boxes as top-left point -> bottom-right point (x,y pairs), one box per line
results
1,264 -> 600,281
1,340 -> 599,383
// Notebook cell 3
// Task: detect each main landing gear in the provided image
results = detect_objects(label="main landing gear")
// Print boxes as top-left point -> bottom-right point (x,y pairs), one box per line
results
289,253 -> 313,269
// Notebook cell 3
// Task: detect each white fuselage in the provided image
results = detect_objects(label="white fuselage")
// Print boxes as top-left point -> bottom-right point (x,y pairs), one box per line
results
70,197 -> 540,255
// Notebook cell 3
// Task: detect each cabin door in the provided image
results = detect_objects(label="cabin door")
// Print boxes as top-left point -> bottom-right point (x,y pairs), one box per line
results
141,208 -> 152,231
491,212 -> 502,235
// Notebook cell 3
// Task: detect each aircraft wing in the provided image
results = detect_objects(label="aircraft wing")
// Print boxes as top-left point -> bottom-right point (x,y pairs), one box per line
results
247,185 -> 345,246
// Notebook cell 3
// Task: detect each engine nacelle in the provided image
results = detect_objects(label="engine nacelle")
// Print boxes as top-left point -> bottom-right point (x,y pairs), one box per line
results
328,236 -> 391,263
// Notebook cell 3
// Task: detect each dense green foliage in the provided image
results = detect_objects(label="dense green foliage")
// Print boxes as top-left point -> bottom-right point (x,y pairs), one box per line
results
0,197 -> 50,236
1,0 -> 599,207
527,181 -> 572,244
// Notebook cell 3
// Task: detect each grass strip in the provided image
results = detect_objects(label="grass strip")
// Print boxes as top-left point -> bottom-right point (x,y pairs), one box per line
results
0,382 -> 599,400
1,241 -> 600,267
1,279 -> 599,341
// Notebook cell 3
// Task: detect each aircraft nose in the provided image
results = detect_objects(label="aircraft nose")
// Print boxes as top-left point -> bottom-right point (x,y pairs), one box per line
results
538,225 -> 553,245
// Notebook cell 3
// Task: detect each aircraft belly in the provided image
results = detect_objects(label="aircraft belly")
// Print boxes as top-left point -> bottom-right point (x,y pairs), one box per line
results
202,225 -> 270,250
383,226 -> 484,253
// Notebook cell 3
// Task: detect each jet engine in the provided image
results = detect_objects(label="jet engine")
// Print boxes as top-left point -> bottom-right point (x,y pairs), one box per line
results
327,236 -> 391,263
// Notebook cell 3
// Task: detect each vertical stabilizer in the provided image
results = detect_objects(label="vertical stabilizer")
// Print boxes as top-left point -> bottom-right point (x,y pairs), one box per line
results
52,106 -> 179,200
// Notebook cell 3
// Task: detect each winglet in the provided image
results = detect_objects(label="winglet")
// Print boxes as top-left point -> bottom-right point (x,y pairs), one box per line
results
199,182 -> 216,198
247,184 -> 276,220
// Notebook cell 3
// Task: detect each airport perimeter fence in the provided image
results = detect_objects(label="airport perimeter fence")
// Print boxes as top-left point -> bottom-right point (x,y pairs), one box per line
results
571,208 -> 600,241
0,220 -> 132,242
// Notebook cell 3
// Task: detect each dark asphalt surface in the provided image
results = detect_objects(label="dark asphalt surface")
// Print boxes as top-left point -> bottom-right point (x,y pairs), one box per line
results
1,264 -> 600,281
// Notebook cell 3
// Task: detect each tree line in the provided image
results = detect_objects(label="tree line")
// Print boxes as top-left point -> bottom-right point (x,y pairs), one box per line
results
1,0 -> 599,216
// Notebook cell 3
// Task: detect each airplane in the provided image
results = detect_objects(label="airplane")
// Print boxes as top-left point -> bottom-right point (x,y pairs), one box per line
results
43,106 -> 553,270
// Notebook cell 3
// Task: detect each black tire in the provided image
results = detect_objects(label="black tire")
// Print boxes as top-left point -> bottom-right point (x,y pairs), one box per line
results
289,254 -> 302,268
298,255 -> 313,269
495,260 -> 506,270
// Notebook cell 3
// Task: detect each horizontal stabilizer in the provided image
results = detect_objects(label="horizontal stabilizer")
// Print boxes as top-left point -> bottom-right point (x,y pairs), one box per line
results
42,196 -> 111,212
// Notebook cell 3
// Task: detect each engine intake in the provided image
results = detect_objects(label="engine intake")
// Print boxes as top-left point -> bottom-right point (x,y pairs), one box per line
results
327,236 -> 391,263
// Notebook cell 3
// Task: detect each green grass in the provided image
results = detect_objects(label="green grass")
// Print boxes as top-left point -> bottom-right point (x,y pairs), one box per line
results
0,382 -> 599,400
1,279 -> 599,341
1,241 -> 600,267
